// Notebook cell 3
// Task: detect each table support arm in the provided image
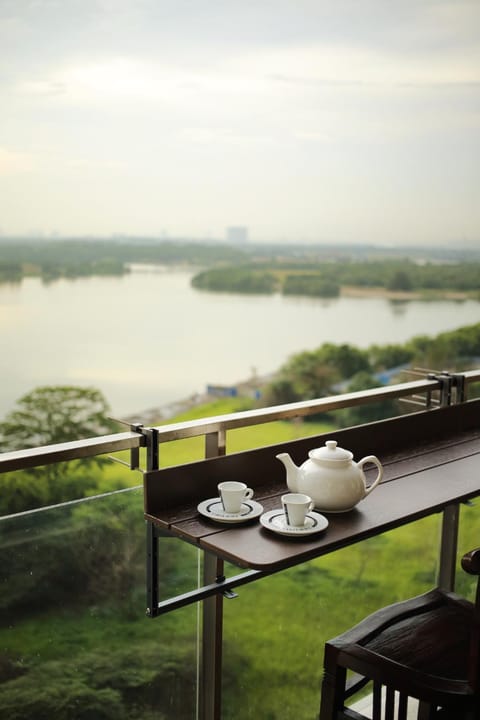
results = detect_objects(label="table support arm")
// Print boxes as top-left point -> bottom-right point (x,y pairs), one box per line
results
437,503 -> 460,591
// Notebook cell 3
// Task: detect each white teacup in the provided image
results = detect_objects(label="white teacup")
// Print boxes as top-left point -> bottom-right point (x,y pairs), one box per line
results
281,493 -> 314,527
218,481 -> 254,513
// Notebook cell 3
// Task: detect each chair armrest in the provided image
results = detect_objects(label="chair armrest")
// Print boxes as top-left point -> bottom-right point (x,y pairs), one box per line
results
461,548 -> 480,575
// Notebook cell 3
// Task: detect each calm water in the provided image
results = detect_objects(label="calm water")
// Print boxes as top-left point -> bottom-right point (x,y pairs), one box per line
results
1,266 -> 479,420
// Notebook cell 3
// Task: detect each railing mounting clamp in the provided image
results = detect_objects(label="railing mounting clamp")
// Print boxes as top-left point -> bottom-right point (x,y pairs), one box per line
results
107,418 -> 145,470
222,589 -> 238,599
427,371 -> 454,407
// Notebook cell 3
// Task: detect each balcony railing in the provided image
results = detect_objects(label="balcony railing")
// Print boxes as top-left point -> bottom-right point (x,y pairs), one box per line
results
1,369 -> 480,720
1,369 -> 478,475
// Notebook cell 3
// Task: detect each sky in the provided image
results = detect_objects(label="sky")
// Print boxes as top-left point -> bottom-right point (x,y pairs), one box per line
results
0,0 -> 479,246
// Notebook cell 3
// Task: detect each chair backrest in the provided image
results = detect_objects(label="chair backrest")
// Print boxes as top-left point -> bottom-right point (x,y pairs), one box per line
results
461,547 -> 480,694
321,550 -> 480,719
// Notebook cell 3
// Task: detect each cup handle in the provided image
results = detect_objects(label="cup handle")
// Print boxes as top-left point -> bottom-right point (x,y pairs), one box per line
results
308,500 -> 315,513
244,488 -> 254,500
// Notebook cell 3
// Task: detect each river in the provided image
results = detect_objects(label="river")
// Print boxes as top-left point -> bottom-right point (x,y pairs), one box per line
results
1,265 -> 479,421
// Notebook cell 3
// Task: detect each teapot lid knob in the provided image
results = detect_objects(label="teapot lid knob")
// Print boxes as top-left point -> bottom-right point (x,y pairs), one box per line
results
326,440 -> 337,451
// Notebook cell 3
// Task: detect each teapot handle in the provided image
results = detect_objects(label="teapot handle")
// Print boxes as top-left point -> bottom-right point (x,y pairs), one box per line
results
357,455 -> 383,496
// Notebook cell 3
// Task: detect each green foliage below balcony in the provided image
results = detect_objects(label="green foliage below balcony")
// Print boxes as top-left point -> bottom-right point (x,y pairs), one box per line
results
1,493 -> 479,720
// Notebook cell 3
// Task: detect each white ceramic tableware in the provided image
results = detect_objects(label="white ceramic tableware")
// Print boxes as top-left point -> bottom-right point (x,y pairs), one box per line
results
218,481 -> 254,513
281,492 -> 314,527
276,440 -> 383,512
197,498 -> 263,524
260,509 -> 328,536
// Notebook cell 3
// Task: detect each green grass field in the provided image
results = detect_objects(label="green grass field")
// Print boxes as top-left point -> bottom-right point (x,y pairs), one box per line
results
101,397 -> 331,486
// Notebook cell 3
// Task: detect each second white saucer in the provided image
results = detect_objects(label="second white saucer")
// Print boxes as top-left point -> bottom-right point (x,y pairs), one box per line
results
260,509 -> 328,536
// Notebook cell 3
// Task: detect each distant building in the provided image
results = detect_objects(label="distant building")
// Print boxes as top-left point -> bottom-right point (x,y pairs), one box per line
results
226,226 -> 248,244
206,384 -> 238,398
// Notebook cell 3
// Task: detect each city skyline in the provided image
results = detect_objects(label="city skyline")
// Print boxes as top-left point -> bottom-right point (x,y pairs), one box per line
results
0,1 -> 479,246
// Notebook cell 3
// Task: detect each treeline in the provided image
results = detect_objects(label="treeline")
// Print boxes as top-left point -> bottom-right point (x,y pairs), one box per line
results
192,259 -> 480,297
0,239 -> 246,283
191,266 -> 339,296
2,324 -> 480,515
3,239 -> 480,295
263,322 -> 480,426
192,266 -> 277,293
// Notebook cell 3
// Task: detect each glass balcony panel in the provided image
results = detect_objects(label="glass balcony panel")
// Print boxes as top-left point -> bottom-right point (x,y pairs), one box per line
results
0,488 -> 199,720
456,501 -> 480,602
222,514 -> 443,720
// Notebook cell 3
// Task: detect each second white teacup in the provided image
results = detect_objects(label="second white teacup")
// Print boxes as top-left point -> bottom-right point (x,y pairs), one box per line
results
218,481 -> 254,513
281,492 -> 314,527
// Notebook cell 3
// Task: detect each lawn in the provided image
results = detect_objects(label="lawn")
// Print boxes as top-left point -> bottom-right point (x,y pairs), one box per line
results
100,396 -> 331,487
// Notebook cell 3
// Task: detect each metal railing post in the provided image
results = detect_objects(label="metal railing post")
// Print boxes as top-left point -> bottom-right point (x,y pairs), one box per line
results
200,429 -> 227,720
435,373 -> 461,591
146,521 -> 159,618
437,503 -> 460,591
452,373 -> 466,404
144,428 -> 160,618
143,427 -> 159,472
200,552 -> 224,720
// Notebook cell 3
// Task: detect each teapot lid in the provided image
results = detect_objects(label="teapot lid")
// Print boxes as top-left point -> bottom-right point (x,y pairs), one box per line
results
309,440 -> 353,462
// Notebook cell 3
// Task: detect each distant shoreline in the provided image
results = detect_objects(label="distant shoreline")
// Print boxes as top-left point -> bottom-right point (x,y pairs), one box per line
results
122,393 -> 212,425
339,285 -> 475,301
123,375 -> 272,426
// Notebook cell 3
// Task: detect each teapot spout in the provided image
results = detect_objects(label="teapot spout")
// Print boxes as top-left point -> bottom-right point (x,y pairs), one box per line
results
276,452 -> 300,492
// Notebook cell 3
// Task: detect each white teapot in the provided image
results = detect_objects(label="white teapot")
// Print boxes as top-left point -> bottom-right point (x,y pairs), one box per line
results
276,440 -> 383,513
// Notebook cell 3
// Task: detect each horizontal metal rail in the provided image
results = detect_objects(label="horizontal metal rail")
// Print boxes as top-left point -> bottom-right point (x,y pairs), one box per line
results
151,569 -> 267,616
0,431 -> 144,474
1,371 -> 479,475
463,368 -> 480,384
146,370 -> 480,442
146,379 -> 439,441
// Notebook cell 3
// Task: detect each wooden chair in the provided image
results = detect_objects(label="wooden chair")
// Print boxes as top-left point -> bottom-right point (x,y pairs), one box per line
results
319,548 -> 480,720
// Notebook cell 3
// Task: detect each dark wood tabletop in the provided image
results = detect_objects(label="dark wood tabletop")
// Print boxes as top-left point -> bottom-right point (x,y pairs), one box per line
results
144,400 -> 480,573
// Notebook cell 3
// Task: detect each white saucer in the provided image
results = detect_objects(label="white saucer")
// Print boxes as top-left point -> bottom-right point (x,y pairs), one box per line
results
197,498 -> 264,524
260,509 -> 329,536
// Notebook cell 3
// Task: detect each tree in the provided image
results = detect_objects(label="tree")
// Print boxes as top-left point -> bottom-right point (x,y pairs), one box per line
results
368,343 -> 414,371
0,386 -> 117,450
191,266 -> 276,293
282,274 -> 340,298
0,386 -> 119,514
338,372 -> 397,426
262,378 -> 301,406
280,350 -> 339,399
386,269 -> 413,292
315,343 -> 371,380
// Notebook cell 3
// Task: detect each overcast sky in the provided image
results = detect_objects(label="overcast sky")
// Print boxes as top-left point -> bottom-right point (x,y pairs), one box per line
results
0,0 -> 479,245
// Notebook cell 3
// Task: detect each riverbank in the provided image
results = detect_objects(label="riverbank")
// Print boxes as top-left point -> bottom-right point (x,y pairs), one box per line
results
339,285 -> 476,301
123,374 -> 272,425
4,267 -> 480,423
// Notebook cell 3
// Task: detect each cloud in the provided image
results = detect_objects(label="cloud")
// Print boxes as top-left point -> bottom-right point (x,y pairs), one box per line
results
0,0 -> 479,242
249,44 -> 480,89
13,57 -> 209,109
18,79 -> 67,96
179,126 -> 274,147
0,147 -> 33,175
